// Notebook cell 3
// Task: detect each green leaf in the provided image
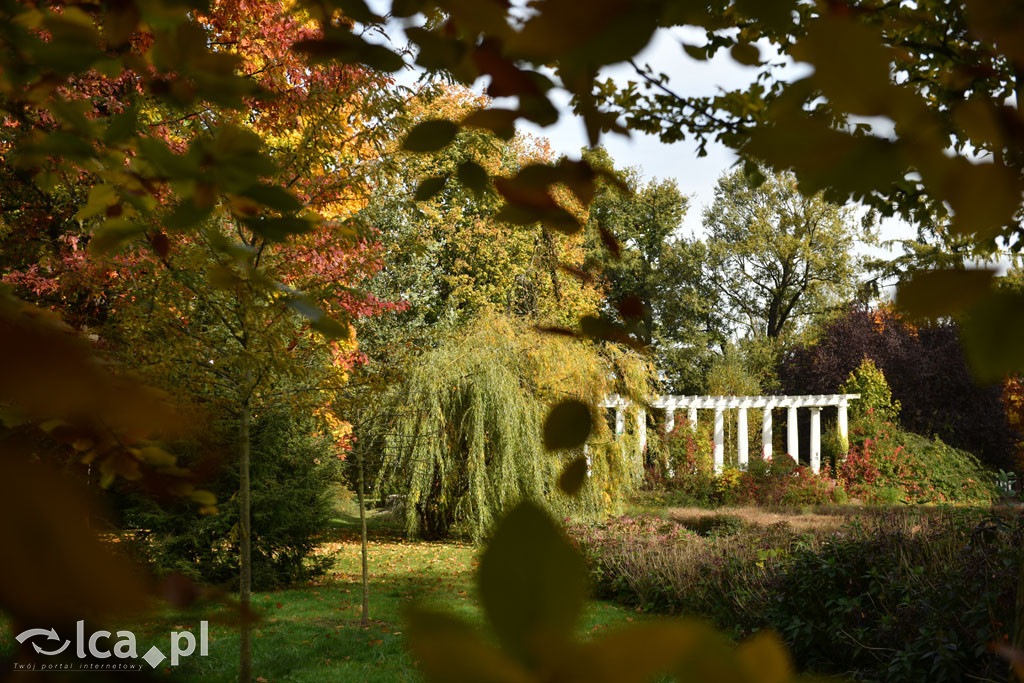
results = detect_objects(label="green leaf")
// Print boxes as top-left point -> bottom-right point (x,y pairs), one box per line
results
478,501 -> 588,664
462,108 -> 519,140
494,203 -> 581,233
239,183 -> 304,213
403,119 -> 460,153
331,0 -> 383,24
164,199 -> 212,231
791,16 -> 893,116
730,42 -> 760,66
960,291 -> 1024,382
457,161 -> 490,194
103,105 -> 138,145
896,268 -> 996,319
242,216 -> 316,242
75,184 -> 119,222
294,29 -> 405,71
734,0 -> 796,31
283,296 -> 352,340
189,489 -> 216,506
88,220 -> 147,255
557,457 -> 588,495
415,176 -> 448,202
406,27 -> 467,72
138,137 -> 198,178
682,43 -> 707,60
943,160 -> 1023,239
404,609 -> 532,683
310,315 -> 351,340
736,631 -> 792,683
575,619 -> 733,683
543,400 -> 592,451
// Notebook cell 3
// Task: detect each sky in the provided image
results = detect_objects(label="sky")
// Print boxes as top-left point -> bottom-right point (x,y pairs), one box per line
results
372,14 -> 921,269
500,27 -> 919,255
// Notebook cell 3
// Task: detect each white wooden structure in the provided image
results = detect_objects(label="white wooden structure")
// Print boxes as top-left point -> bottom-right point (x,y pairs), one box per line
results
600,394 -> 860,474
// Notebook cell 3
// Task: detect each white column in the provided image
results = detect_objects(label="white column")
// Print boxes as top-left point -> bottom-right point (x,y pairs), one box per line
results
809,407 -> 821,473
663,409 -> 675,477
713,407 -> 724,473
615,407 -> 625,435
637,408 -> 647,458
687,406 -> 698,430
787,406 -> 799,462
838,399 -> 849,449
737,407 -> 748,469
761,407 -> 773,461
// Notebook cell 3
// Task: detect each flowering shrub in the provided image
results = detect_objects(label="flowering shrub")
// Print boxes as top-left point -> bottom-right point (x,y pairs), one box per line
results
645,418 -> 716,505
734,456 -> 844,507
838,410 -> 998,504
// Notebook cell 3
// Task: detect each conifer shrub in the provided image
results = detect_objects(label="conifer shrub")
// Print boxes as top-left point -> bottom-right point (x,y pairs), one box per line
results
116,411 -> 337,590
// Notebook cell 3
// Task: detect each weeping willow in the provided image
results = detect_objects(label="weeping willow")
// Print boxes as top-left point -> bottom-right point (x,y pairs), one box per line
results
377,312 -> 651,541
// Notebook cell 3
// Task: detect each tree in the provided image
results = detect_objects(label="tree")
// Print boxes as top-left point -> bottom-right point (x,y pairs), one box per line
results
360,87 -> 601,336
0,3 -> 402,680
375,312 -> 650,541
703,168 -> 865,341
778,306 -> 1017,469
582,147 -> 724,393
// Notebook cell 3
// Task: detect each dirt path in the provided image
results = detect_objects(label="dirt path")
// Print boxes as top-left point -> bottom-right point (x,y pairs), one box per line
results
667,506 -> 852,533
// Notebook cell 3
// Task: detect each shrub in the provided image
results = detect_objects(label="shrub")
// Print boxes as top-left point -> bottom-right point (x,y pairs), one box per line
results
735,455 -> 843,507
117,410 -> 337,590
757,510 -> 1022,682
570,508 -> 1024,682
652,418 -> 716,505
778,306 -> 1017,469
839,409 -> 998,504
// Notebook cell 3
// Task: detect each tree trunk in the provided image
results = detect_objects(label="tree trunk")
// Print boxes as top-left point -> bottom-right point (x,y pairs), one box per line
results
356,446 -> 370,627
238,393 -> 253,683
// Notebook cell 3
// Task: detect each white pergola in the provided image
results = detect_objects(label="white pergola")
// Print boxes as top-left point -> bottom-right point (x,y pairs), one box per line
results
600,394 -> 860,474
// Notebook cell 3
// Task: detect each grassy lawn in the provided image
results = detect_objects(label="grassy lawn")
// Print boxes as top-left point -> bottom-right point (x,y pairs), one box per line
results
0,509 -> 641,682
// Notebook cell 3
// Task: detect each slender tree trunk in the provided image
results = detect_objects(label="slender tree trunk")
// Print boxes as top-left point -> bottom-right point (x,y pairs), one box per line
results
238,391 -> 253,683
356,446 -> 370,627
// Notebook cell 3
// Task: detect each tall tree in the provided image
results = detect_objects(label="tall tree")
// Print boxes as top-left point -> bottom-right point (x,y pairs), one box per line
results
582,147 -> 724,393
703,168 -> 866,340
0,3 -> 402,680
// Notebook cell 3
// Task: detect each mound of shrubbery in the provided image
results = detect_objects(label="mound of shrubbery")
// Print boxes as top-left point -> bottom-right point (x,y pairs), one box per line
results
839,409 -> 998,504
569,508 -> 1023,682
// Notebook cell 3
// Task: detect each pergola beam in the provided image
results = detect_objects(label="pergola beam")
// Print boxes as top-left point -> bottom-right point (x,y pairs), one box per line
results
603,394 -> 859,474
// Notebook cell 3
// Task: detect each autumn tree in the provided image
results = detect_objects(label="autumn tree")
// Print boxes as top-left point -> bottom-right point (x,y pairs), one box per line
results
778,306 -> 1017,469
702,168 -> 866,341
582,147 -> 724,394
0,2 -> 404,681
360,87 -> 601,337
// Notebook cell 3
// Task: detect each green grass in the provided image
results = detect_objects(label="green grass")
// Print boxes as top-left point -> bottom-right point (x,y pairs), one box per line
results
0,509 -> 641,682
